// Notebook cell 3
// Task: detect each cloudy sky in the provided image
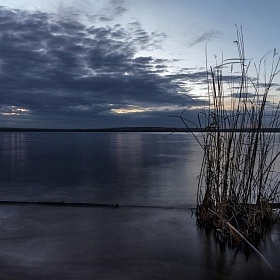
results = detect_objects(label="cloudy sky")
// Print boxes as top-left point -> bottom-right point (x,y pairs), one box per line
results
1,0 -> 280,128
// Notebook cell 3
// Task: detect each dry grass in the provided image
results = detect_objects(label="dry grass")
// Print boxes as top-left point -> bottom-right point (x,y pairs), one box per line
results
181,27 -> 280,251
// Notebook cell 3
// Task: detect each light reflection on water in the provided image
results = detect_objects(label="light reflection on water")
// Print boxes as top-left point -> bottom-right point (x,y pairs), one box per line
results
1,133 -> 27,182
0,205 -> 278,280
0,132 -> 203,206
0,132 -> 279,279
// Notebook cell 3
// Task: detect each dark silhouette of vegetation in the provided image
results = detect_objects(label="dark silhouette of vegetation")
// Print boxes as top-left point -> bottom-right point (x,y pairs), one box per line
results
179,28 -> 280,264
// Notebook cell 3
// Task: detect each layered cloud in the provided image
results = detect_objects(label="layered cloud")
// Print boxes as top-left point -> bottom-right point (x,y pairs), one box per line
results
0,6 -> 210,128
188,30 -> 223,48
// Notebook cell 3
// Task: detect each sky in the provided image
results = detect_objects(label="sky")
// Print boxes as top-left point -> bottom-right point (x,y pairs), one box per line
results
1,0 -> 280,128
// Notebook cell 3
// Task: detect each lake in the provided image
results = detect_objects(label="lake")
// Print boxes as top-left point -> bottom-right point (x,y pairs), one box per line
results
0,132 -> 202,207
0,132 -> 279,279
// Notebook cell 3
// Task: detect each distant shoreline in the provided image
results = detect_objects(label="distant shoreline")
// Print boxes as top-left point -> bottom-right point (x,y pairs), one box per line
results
1,127 -> 280,133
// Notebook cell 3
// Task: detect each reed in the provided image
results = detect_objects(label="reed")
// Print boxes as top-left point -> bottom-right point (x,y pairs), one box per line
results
181,28 -> 280,250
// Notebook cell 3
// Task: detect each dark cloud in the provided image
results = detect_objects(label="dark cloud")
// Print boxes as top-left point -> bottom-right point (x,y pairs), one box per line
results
0,7 -> 207,128
188,30 -> 223,48
98,0 -> 127,22
230,92 -> 256,99
127,21 -> 167,51
110,0 -> 127,16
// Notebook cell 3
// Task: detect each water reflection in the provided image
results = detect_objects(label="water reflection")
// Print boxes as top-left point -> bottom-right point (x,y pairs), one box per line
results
0,205 -> 278,280
0,133 -> 27,181
197,224 -> 280,279
0,131 -> 278,209
111,132 -> 144,185
0,132 -> 204,206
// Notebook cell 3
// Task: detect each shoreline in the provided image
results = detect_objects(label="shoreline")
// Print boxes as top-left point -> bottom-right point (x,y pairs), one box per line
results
2,127 -> 280,133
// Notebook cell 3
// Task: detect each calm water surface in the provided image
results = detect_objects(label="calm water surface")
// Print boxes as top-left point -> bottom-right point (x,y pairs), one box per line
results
0,132 -> 279,280
0,132 -> 202,206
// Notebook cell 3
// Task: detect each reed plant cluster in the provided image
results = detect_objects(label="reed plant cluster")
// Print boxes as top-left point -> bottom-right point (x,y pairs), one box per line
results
182,29 -> 280,250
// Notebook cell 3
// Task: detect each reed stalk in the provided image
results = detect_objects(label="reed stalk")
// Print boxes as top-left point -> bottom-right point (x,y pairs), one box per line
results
183,27 -> 280,250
